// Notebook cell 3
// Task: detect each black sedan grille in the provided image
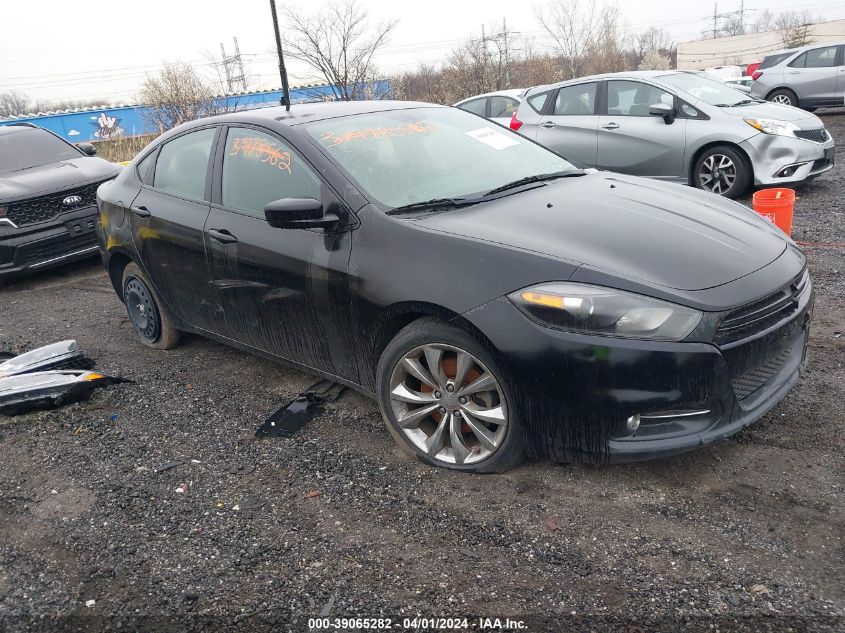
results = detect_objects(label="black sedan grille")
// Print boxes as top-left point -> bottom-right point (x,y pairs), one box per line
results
714,270 -> 809,346
730,349 -> 791,400
5,182 -> 100,227
793,129 -> 828,143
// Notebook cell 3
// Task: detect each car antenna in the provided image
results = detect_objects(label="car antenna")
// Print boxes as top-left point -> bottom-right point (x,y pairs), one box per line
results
269,0 -> 291,112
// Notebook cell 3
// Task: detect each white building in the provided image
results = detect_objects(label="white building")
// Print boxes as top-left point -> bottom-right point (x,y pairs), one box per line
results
677,19 -> 845,70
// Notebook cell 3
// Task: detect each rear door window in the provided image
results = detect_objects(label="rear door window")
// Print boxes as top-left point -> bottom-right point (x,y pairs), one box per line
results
490,96 -> 519,118
153,128 -> 216,200
221,127 -> 321,218
136,150 -> 157,185
760,52 -> 793,69
458,98 -> 487,116
790,46 -> 838,68
552,83 -> 597,116
527,91 -> 551,113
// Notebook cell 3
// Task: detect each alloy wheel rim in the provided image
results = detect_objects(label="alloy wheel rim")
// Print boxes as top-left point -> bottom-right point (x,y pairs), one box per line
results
388,343 -> 508,465
771,94 -> 792,105
699,154 -> 736,195
125,277 -> 160,342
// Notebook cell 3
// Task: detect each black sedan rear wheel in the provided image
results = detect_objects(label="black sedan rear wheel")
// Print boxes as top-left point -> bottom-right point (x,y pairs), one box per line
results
377,318 -> 524,472
121,263 -> 180,350
693,146 -> 751,198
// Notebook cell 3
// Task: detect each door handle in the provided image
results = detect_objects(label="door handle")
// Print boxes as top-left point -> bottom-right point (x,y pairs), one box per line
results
207,228 -> 238,244
540,121 -> 556,129
130,205 -> 151,218
602,122 -> 620,130
788,71 -> 800,75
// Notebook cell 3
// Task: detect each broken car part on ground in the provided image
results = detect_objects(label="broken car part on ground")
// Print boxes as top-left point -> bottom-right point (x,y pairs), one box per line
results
256,379 -> 346,438
0,340 -> 123,415
98,101 -> 813,472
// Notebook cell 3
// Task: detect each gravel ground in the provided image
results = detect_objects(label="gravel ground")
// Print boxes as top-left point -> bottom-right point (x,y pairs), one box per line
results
1,112 -> 843,633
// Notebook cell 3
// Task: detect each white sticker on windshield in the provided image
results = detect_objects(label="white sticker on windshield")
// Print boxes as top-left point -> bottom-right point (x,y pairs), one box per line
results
465,127 -> 519,150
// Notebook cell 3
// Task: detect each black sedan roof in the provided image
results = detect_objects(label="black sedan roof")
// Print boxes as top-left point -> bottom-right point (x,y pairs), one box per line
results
211,100 -> 442,128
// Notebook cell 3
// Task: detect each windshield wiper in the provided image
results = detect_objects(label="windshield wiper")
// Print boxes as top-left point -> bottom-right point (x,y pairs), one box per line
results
717,99 -> 756,107
482,170 -> 583,197
386,197 -> 481,215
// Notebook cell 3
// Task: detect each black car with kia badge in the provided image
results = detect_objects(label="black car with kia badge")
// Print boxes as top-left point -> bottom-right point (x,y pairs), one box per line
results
0,123 -> 120,279
96,101 -> 813,471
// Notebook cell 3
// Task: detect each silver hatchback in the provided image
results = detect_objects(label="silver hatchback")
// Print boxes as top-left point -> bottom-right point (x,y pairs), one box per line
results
511,70 -> 835,198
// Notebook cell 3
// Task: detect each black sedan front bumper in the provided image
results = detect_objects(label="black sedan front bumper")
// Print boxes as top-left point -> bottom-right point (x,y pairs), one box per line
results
0,206 -> 101,279
464,274 -> 813,463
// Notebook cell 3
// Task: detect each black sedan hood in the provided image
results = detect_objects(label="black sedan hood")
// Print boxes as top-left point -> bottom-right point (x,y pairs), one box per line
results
413,173 -> 787,292
0,157 -> 120,204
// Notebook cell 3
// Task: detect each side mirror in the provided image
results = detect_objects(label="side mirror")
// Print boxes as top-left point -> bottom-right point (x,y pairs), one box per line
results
649,103 -> 675,124
264,198 -> 338,230
76,142 -> 97,156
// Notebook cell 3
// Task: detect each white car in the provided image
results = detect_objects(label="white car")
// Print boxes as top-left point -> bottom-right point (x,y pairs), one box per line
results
724,77 -> 754,93
454,89 -> 526,126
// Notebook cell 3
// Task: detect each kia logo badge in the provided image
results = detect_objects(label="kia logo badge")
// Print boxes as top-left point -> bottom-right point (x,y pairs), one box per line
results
63,195 -> 82,206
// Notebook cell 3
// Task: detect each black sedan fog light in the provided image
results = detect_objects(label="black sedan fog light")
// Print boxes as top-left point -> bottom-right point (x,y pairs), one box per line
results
626,414 -> 640,433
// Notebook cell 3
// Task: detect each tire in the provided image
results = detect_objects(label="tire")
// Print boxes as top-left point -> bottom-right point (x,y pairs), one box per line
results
376,317 -> 524,473
121,262 -> 180,350
692,145 -> 752,198
767,88 -> 798,108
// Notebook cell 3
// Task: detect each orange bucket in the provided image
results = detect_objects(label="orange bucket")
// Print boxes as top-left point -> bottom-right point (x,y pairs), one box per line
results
752,188 -> 795,236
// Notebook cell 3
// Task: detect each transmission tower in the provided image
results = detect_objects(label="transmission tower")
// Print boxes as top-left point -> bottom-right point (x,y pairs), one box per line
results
220,37 -> 247,92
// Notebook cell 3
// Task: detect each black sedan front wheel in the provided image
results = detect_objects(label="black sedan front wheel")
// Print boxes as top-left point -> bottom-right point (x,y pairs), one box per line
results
121,263 -> 180,350
377,318 -> 524,472
693,146 -> 751,198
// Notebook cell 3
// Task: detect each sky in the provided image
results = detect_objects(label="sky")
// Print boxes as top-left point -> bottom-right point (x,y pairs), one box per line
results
2,0 -> 844,106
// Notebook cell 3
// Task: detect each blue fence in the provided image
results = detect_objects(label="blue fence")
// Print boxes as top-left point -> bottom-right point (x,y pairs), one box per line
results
0,81 -> 391,143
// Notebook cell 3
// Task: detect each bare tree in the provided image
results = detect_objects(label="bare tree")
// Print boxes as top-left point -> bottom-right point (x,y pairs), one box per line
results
536,0 -> 628,79
752,9 -> 775,33
0,91 -> 32,118
138,62 -> 220,131
585,4 -> 629,74
282,0 -> 397,101
775,11 -> 817,49
721,16 -> 746,37
635,27 -> 673,57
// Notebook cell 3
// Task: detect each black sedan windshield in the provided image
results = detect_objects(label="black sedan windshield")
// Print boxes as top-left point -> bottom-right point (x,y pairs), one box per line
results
305,107 -> 578,208
0,127 -> 82,174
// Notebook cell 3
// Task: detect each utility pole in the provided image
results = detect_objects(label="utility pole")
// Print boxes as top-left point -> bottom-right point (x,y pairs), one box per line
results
712,2 -> 719,39
502,17 -> 510,88
480,19 -> 518,90
269,0 -> 291,111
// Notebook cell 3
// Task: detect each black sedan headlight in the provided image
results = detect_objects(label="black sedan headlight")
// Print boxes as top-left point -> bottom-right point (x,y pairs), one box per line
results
508,283 -> 702,341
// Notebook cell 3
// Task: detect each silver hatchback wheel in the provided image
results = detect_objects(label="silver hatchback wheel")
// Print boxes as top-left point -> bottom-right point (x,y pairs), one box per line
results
388,343 -> 508,465
698,153 -> 736,195
771,94 -> 793,105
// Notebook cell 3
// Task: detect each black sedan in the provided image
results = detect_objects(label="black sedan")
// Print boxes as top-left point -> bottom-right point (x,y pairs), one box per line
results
96,101 -> 813,472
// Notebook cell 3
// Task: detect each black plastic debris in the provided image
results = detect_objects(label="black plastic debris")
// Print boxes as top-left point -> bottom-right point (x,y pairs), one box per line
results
255,379 -> 346,438
0,370 -> 127,416
154,460 -> 185,474
0,340 -> 94,378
